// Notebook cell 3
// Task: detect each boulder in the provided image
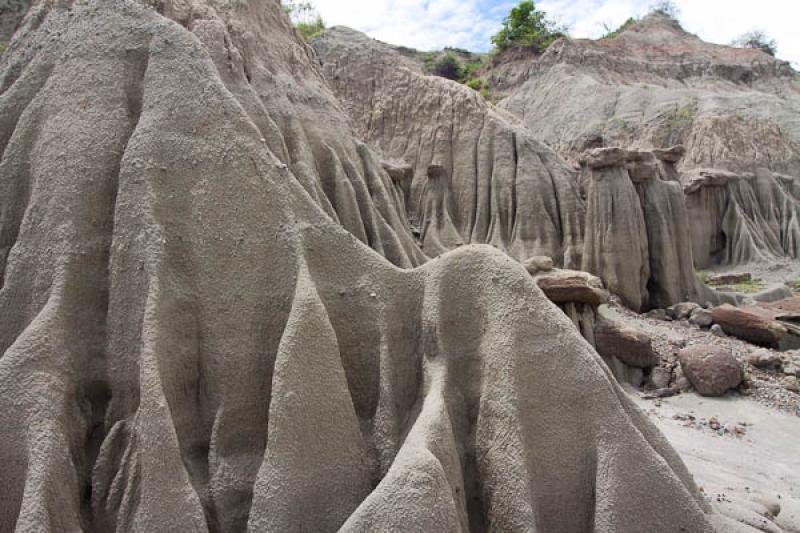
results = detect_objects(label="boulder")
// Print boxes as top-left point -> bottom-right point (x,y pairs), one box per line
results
533,269 -> 609,306
668,302 -> 701,320
678,345 -> 743,396
689,307 -> 713,328
711,324 -> 727,338
595,318 -> 659,368
752,285 -> 793,303
744,349 -> 783,371
711,304 -> 787,349
524,255 -> 555,274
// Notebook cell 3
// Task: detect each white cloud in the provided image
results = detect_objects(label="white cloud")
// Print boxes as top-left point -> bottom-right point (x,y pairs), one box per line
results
676,0 -> 800,67
309,0 -> 800,66
310,0 -> 515,51
540,0 -> 800,66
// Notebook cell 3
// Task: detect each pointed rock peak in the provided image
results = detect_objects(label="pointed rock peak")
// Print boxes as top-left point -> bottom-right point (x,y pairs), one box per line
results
633,11 -> 687,34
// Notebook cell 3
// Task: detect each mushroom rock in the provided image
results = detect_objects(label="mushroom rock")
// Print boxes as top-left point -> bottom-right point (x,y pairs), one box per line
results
580,147 -> 700,311
531,268 -> 608,347
419,162 -> 464,256
380,159 -> 414,222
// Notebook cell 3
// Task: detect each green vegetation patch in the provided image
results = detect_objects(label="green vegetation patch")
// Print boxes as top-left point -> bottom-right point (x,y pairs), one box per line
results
730,279 -> 767,293
665,103 -> 695,128
282,1 -> 325,40
601,17 -> 637,40
490,1 -> 567,53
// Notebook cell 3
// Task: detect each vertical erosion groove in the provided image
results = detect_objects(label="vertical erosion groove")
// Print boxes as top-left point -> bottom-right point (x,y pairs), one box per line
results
80,44 -> 149,532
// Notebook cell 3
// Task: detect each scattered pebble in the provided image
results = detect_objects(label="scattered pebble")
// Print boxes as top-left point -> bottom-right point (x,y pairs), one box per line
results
609,301 -> 800,415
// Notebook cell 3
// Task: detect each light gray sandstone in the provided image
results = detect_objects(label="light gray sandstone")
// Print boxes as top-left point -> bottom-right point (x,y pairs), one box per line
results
0,0 -> 724,531
313,29 -> 719,312
313,26 -> 585,267
581,148 -> 701,311
491,12 -> 800,270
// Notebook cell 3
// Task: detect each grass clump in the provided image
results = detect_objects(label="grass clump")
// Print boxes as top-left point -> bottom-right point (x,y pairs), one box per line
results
601,17 -> 637,39
666,104 -> 694,128
282,1 -> 325,40
730,279 -> 767,293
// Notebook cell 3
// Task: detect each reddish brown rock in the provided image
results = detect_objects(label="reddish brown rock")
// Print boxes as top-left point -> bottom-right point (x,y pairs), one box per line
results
535,272 -> 609,306
711,304 -> 787,349
762,296 -> 800,315
594,319 -> 659,368
679,345 -> 743,396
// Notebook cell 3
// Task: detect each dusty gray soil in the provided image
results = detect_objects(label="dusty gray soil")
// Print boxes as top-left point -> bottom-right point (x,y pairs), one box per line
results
634,392 -> 800,532
609,299 -> 800,414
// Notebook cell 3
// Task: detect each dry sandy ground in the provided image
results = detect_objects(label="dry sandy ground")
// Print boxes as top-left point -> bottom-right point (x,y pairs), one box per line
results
633,391 -> 800,532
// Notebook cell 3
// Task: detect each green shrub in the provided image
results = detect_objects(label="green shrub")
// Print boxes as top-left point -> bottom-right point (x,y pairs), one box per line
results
491,1 -> 566,53
296,15 -> 325,40
666,104 -> 694,128
460,62 -> 481,80
430,53 -> 464,81
282,1 -> 325,40
465,78 -> 484,91
732,31 -> 778,57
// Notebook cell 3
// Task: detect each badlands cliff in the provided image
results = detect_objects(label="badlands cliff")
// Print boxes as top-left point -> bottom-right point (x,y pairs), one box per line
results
491,12 -> 800,267
0,1 -> 797,532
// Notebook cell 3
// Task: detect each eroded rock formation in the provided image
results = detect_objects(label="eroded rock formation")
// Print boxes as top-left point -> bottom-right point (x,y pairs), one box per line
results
495,13 -> 800,170
684,168 -> 800,267
527,261 -> 608,347
488,12 -> 800,269
313,27 -> 585,267
313,28 -> 724,310
580,147 -> 700,311
0,1 -> 725,531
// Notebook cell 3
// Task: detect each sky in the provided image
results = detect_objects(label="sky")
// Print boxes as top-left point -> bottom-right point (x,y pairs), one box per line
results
306,0 -> 800,67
